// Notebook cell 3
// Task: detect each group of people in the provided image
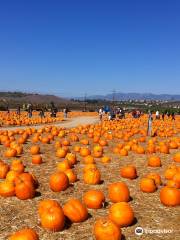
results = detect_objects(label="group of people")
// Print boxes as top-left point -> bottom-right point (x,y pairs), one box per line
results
98,107 -> 126,121
7,105 -> 70,119
132,110 -> 142,118
156,111 -> 175,120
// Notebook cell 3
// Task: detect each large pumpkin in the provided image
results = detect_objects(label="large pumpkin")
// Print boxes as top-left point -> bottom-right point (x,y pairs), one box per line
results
109,202 -> 134,227
94,218 -> 121,240
63,198 -> 88,223
15,180 -> 35,200
83,190 -> 105,209
140,178 -> 157,193
83,168 -> 101,185
0,180 -> 15,197
120,165 -> 137,179
38,199 -> 61,216
49,172 -> 69,192
160,186 -> 180,206
40,205 -> 65,231
148,156 -> 161,167
108,182 -> 130,203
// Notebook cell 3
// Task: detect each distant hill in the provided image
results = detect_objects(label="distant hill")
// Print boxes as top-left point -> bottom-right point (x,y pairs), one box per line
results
80,92 -> 180,101
0,91 -> 69,104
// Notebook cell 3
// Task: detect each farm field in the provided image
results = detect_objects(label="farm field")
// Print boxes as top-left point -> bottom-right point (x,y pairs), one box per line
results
0,111 -> 98,127
0,115 -> 180,240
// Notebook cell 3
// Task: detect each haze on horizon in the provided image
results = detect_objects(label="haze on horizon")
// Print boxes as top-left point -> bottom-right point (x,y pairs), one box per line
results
0,0 -> 180,97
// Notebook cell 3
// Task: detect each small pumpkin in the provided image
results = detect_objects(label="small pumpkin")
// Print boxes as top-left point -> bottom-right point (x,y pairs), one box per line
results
30,145 -> 40,155
32,155 -> 42,164
64,169 -> 77,183
8,228 -> 39,240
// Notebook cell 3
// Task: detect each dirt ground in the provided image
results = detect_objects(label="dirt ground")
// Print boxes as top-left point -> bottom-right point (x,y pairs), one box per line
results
0,116 -> 99,131
0,118 -> 180,240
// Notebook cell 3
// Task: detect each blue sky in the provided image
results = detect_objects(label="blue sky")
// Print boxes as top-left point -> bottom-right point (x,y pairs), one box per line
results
0,0 -> 180,97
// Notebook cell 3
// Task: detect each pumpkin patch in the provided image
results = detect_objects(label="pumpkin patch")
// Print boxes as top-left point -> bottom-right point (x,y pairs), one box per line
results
0,113 -> 179,239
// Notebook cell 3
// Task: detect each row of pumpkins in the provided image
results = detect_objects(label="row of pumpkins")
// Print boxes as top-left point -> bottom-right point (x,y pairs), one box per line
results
0,117 -> 180,239
0,111 -> 97,126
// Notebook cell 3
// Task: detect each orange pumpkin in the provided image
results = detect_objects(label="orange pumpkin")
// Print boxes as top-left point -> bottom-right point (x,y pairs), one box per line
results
164,167 -> 177,180
66,153 -> 77,165
56,148 -> 67,158
38,199 -> 61,216
64,169 -> 77,183
160,186 -> 180,206
140,178 -> 157,193
0,180 -> 15,197
49,172 -> 69,192
32,155 -> 42,164
83,168 -> 101,185
119,148 -> 128,156
6,171 -> 20,183
80,147 -> 91,157
40,205 -> 65,231
146,173 -> 162,186
57,160 -> 71,172
14,178 -> 34,198
108,182 -> 130,203
9,228 -> 39,240
0,162 -> 10,179
159,145 -> 169,154
83,190 -> 105,209
148,156 -> 161,167
94,218 -> 121,240
109,202 -> 134,227
84,155 -> 95,164
5,148 -> 17,158
101,156 -> 111,163
173,152 -> 180,163
63,198 -> 88,223
120,165 -> 137,179
30,145 -> 40,155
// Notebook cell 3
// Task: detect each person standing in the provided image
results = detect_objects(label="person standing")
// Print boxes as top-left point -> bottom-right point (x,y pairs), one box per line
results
147,111 -> 153,136
99,108 -> 103,121
63,107 -> 68,118
27,104 -> 33,118
17,106 -> 21,116
171,112 -> 175,120
162,113 -> 165,120
155,110 -> 160,119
